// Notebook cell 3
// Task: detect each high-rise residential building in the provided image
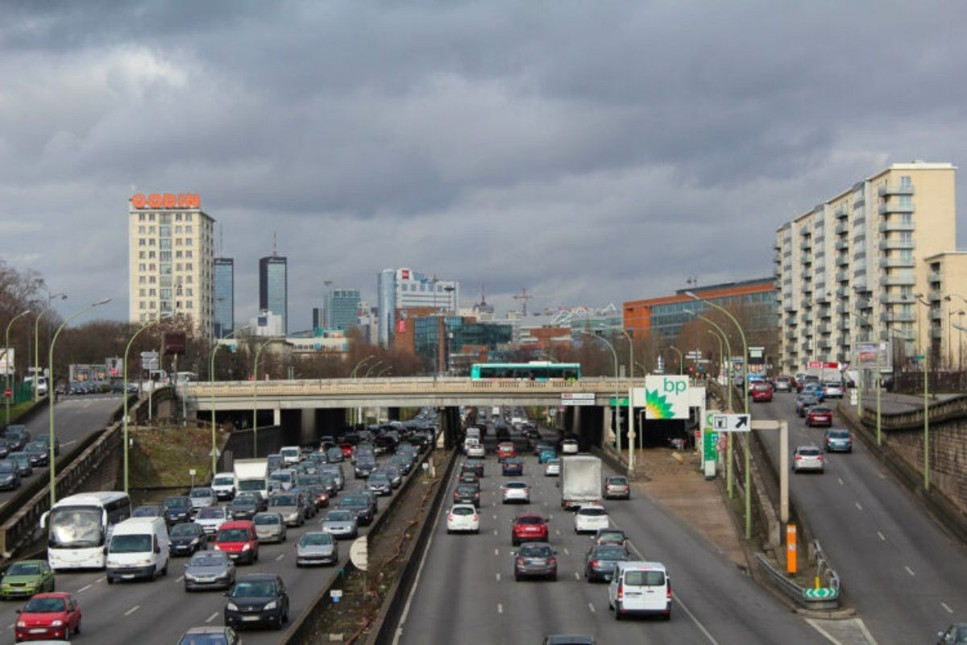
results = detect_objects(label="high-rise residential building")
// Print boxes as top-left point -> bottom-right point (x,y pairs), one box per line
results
128,192 -> 215,337
312,307 -> 324,330
324,288 -> 361,331
259,255 -> 288,335
377,267 -> 459,347
774,161 -> 963,377
213,258 -> 234,339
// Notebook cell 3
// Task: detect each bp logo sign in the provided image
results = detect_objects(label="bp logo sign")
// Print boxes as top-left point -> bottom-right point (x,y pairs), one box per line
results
644,375 -> 690,420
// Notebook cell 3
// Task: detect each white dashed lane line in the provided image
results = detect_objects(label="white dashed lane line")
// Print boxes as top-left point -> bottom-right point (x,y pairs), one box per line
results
124,605 -> 140,616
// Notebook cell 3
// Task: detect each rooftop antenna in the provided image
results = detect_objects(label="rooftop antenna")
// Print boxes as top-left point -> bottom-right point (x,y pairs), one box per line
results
272,231 -> 278,257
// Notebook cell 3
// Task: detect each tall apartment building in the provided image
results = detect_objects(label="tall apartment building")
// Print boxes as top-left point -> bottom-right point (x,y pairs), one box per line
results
259,255 -> 288,335
128,192 -> 215,337
377,267 -> 459,347
213,258 -> 234,339
774,161 -> 963,377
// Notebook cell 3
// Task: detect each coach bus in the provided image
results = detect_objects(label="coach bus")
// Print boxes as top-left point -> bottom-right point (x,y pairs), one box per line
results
41,491 -> 132,570
469,361 -> 581,381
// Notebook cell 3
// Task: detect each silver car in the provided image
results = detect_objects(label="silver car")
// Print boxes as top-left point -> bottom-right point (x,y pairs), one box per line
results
189,487 -> 217,510
321,509 -> 358,539
793,445 -> 825,473
501,481 -> 531,504
268,492 -> 306,527
194,505 -> 230,536
183,549 -> 236,591
295,531 -> 339,567
253,511 -> 287,543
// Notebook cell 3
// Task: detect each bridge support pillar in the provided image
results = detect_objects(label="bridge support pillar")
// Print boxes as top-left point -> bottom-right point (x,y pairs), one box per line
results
439,406 -> 460,451
273,407 -> 281,426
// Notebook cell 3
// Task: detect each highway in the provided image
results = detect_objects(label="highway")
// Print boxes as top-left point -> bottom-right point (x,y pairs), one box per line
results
754,392 -> 967,644
396,431 -> 825,645
1,395 -> 123,508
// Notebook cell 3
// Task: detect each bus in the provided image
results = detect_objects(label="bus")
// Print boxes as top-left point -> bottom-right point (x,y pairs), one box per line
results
469,361 -> 581,381
41,491 -> 132,570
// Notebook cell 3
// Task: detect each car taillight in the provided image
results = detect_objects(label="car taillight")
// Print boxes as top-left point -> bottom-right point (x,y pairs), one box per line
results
516,557 -> 525,565
548,556 -> 557,565
590,559 -> 599,568
795,455 -> 802,461
817,455 -> 824,461
617,583 -> 624,600
472,514 -> 478,521
667,581 -> 672,601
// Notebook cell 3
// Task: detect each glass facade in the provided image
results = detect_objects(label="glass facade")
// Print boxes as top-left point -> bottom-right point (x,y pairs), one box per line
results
325,289 -> 361,331
213,258 -> 234,338
259,256 -> 288,334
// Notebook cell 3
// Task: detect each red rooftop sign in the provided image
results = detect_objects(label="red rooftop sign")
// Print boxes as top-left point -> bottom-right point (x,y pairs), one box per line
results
131,193 -> 200,209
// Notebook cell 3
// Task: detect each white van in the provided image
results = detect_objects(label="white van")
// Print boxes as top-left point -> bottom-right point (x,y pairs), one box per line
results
106,517 -> 170,584
211,472 -> 236,501
24,376 -> 48,396
608,561 -> 671,620
280,446 -> 302,466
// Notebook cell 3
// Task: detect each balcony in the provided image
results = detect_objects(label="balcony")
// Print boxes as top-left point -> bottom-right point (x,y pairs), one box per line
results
835,222 -> 849,235
800,240 -> 812,251
878,183 -> 915,196
882,273 -> 916,287
879,292 -> 909,305
880,256 -> 916,269
818,339 -> 832,350
928,289 -> 943,302
834,204 -> 849,219
883,311 -> 916,323
927,271 -> 940,284
879,239 -> 915,251
786,331 -> 797,340
834,240 -> 849,251
878,201 -> 915,215
836,270 -> 850,283
818,323 -> 831,335
878,220 -> 915,233
838,320 -> 851,331
855,297 -> 870,309
836,253 -> 850,266
801,254 -> 813,266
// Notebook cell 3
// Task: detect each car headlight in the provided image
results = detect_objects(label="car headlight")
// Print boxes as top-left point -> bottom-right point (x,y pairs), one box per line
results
16,621 -> 25,628
51,620 -> 64,627
263,600 -> 278,610
227,602 -> 239,611
242,544 -> 251,551
214,543 -> 222,550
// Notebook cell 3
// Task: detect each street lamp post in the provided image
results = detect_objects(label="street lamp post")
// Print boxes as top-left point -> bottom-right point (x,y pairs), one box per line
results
915,294 -> 931,491
4,310 -> 32,425
123,313 -> 173,493
350,355 -> 376,425
210,325 -> 250,476
685,291 -> 752,538
48,298 -> 110,506
34,293 -> 67,402
578,330 -> 623,464
666,346 -> 683,375
252,337 -> 281,458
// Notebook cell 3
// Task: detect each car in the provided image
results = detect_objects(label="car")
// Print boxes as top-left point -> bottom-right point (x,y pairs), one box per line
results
502,481 -> 531,505
6,452 -> 32,477
211,472 -> 236,501
183,549 -> 236,591
608,561 -> 671,620
354,456 -> 378,479
538,447 -> 557,464
194,504 -> 231,535
320,509 -> 359,539
806,405 -> 833,427
213,520 -> 259,565
591,527 -> 630,548
795,393 -> 820,417
268,492 -> 306,527
938,623 -> 967,644
514,542 -> 558,581
822,381 -> 844,399
338,442 -> 355,459
585,543 -> 631,582
457,472 -> 479,487
574,504 -> 610,534
461,459 -> 485,478
544,458 -> 561,476
453,483 -> 481,507
533,441 -> 554,457
802,381 -> 824,401
773,376 -> 794,393
338,493 -> 376,526
824,428 -> 853,453
169,521 -> 209,556
177,625 -> 241,645
0,459 -> 22,490
751,382 -> 773,402
603,475 -> 630,500
13,592 -> 81,640
511,513 -> 549,546
0,560 -> 55,600
253,511 -> 287,544
465,440 -> 486,458
366,471 -> 393,497
303,484 -> 331,510
188,487 -> 217,510
793,445 -> 825,473
163,495 -> 195,525
319,463 -> 346,490
224,573 -> 289,631
561,439 -> 579,454
33,434 -> 60,457
502,457 -> 524,476
295,531 -> 339,567
446,504 -> 480,534
497,442 -> 517,461
2,425 -> 31,451
229,495 -> 260,521
23,441 -> 49,467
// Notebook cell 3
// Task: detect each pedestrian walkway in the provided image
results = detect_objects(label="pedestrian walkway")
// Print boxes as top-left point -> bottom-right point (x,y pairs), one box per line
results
630,446 -> 749,570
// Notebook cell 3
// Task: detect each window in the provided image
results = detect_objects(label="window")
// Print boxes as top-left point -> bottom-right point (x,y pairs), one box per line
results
175,225 -> 182,234
186,250 -> 193,258
186,262 -> 193,271
176,213 -> 183,222
186,300 -> 193,309
186,238 -> 193,246
138,263 -> 146,272
186,225 -> 193,233
138,213 -> 146,222
899,175 -> 912,189
139,238 -> 146,246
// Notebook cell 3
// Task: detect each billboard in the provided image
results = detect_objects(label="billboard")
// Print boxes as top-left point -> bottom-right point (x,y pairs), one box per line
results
643,375 -> 690,420
0,348 -> 14,376
856,340 -> 893,369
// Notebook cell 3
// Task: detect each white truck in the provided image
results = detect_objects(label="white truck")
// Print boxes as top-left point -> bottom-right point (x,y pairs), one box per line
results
560,455 -> 602,510
233,458 -> 269,500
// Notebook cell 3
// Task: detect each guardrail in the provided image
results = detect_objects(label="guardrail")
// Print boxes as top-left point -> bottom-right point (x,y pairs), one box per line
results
753,540 -> 841,610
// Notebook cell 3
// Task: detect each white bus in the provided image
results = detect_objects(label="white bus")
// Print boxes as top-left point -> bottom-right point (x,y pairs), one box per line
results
41,491 -> 132,570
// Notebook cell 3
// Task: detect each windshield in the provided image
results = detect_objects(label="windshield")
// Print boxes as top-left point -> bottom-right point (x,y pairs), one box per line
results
165,497 -> 190,509
326,511 -> 354,522
6,562 -> 43,576
269,495 -> 297,507
110,534 -> 152,553
170,524 -> 200,537
197,507 -> 226,519
213,476 -> 234,486
48,507 -> 104,548
238,480 -> 265,492
519,544 -> 552,557
300,533 -> 333,546
178,633 -> 231,645
231,580 -> 276,598
23,596 -> 66,613
0,462 -> 15,473
189,552 -> 227,567
217,528 -> 252,542
254,514 -> 281,525
190,489 -> 212,498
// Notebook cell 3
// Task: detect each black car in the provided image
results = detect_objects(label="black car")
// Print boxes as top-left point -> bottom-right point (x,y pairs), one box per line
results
163,495 -> 195,525
224,573 -> 289,631
0,438 -> 16,459
462,459 -> 485,478
337,493 -> 376,526
23,441 -> 49,467
0,460 -> 21,490
453,483 -> 481,507
584,544 -> 630,582
354,456 -> 377,479
2,425 -> 31,451
229,495 -> 261,521
33,434 -> 60,457
169,522 -> 208,556
366,472 -> 393,497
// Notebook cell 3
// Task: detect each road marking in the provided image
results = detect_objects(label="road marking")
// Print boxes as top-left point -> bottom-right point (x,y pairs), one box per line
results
276,554 -> 285,561
837,477 -> 844,486
672,592 -> 719,644
905,566 -> 915,577
205,612 -> 219,623
942,601 -> 953,614
493,530 -> 498,536
574,572 -> 580,580
563,548 -> 569,555
62,440 -> 77,447
588,603 -> 596,613
495,548 -> 499,556
493,514 -> 497,520
77,584 -> 93,593
96,577 -> 105,583
855,502 -> 863,511
497,603 -> 503,614
877,531 -> 886,542
555,530 -> 561,536
176,575 -> 184,582
496,573 -> 500,582
124,605 -> 140,616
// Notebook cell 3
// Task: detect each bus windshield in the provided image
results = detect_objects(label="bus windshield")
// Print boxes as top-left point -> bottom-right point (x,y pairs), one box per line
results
48,508 -> 104,548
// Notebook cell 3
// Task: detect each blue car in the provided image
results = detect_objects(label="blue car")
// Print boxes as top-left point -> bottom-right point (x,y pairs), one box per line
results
538,448 -> 556,464
502,458 -> 524,476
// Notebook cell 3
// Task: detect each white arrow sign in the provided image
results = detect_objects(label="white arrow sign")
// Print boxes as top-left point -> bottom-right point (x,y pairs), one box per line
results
712,414 -> 751,432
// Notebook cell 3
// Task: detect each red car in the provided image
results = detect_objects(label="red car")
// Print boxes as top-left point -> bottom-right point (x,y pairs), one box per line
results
511,513 -> 549,546
751,383 -> 773,402
338,442 -> 355,459
214,520 -> 260,565
14,592 -> 82,642
806,405 -> 833,427
497,442 -> 517,461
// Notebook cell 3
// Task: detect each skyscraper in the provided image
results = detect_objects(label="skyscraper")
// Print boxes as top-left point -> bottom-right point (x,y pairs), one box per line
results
213,258 -> 234,338
324,288 -> 362,331
377,267 -> 459,347
128,192 -> 215,337
259,255 -> 288,335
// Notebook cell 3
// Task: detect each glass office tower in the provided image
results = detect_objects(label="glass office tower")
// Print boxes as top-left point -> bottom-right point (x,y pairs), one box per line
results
213,258 -> 234,338
259,255 -> 288,335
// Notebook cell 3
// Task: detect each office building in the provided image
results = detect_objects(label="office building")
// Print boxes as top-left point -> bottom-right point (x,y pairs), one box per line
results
377,267 -> 459,347
324,288 -> 362,331
213,258 -> 234,339
259,254 -> 288,335
774,161 -> 963,376
128,192 -> 215,337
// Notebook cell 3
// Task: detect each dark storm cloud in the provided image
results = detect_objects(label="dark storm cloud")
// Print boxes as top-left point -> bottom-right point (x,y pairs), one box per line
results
1,1 -> 967,327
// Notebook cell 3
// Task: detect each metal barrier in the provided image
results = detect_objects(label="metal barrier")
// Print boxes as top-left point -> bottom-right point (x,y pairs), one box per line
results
753,541 -> 841,610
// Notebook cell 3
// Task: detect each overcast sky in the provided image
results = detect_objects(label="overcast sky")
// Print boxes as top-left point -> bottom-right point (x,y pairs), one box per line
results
2,1 -> 966,331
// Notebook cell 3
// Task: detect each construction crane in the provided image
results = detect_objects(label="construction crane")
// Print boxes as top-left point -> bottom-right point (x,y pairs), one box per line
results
513,289 -> 537,317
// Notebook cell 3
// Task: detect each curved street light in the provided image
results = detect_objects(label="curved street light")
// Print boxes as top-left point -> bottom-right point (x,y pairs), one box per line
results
666,346 -> 683,375
914,294 -> 931,491
49,298 -> 110,505
577,330 -> 634,475
350,355 -> 376,380
252,337 -> 283,457
363,360 -> 383,378
123,313 -> 173,493
210,326 -> 250,476
4,310 -> 32,425
34,293 -> 67,402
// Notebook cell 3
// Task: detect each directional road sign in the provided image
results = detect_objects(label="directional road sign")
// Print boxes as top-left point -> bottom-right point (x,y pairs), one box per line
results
712,413 -> 751,432
803,587 -> 837,600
